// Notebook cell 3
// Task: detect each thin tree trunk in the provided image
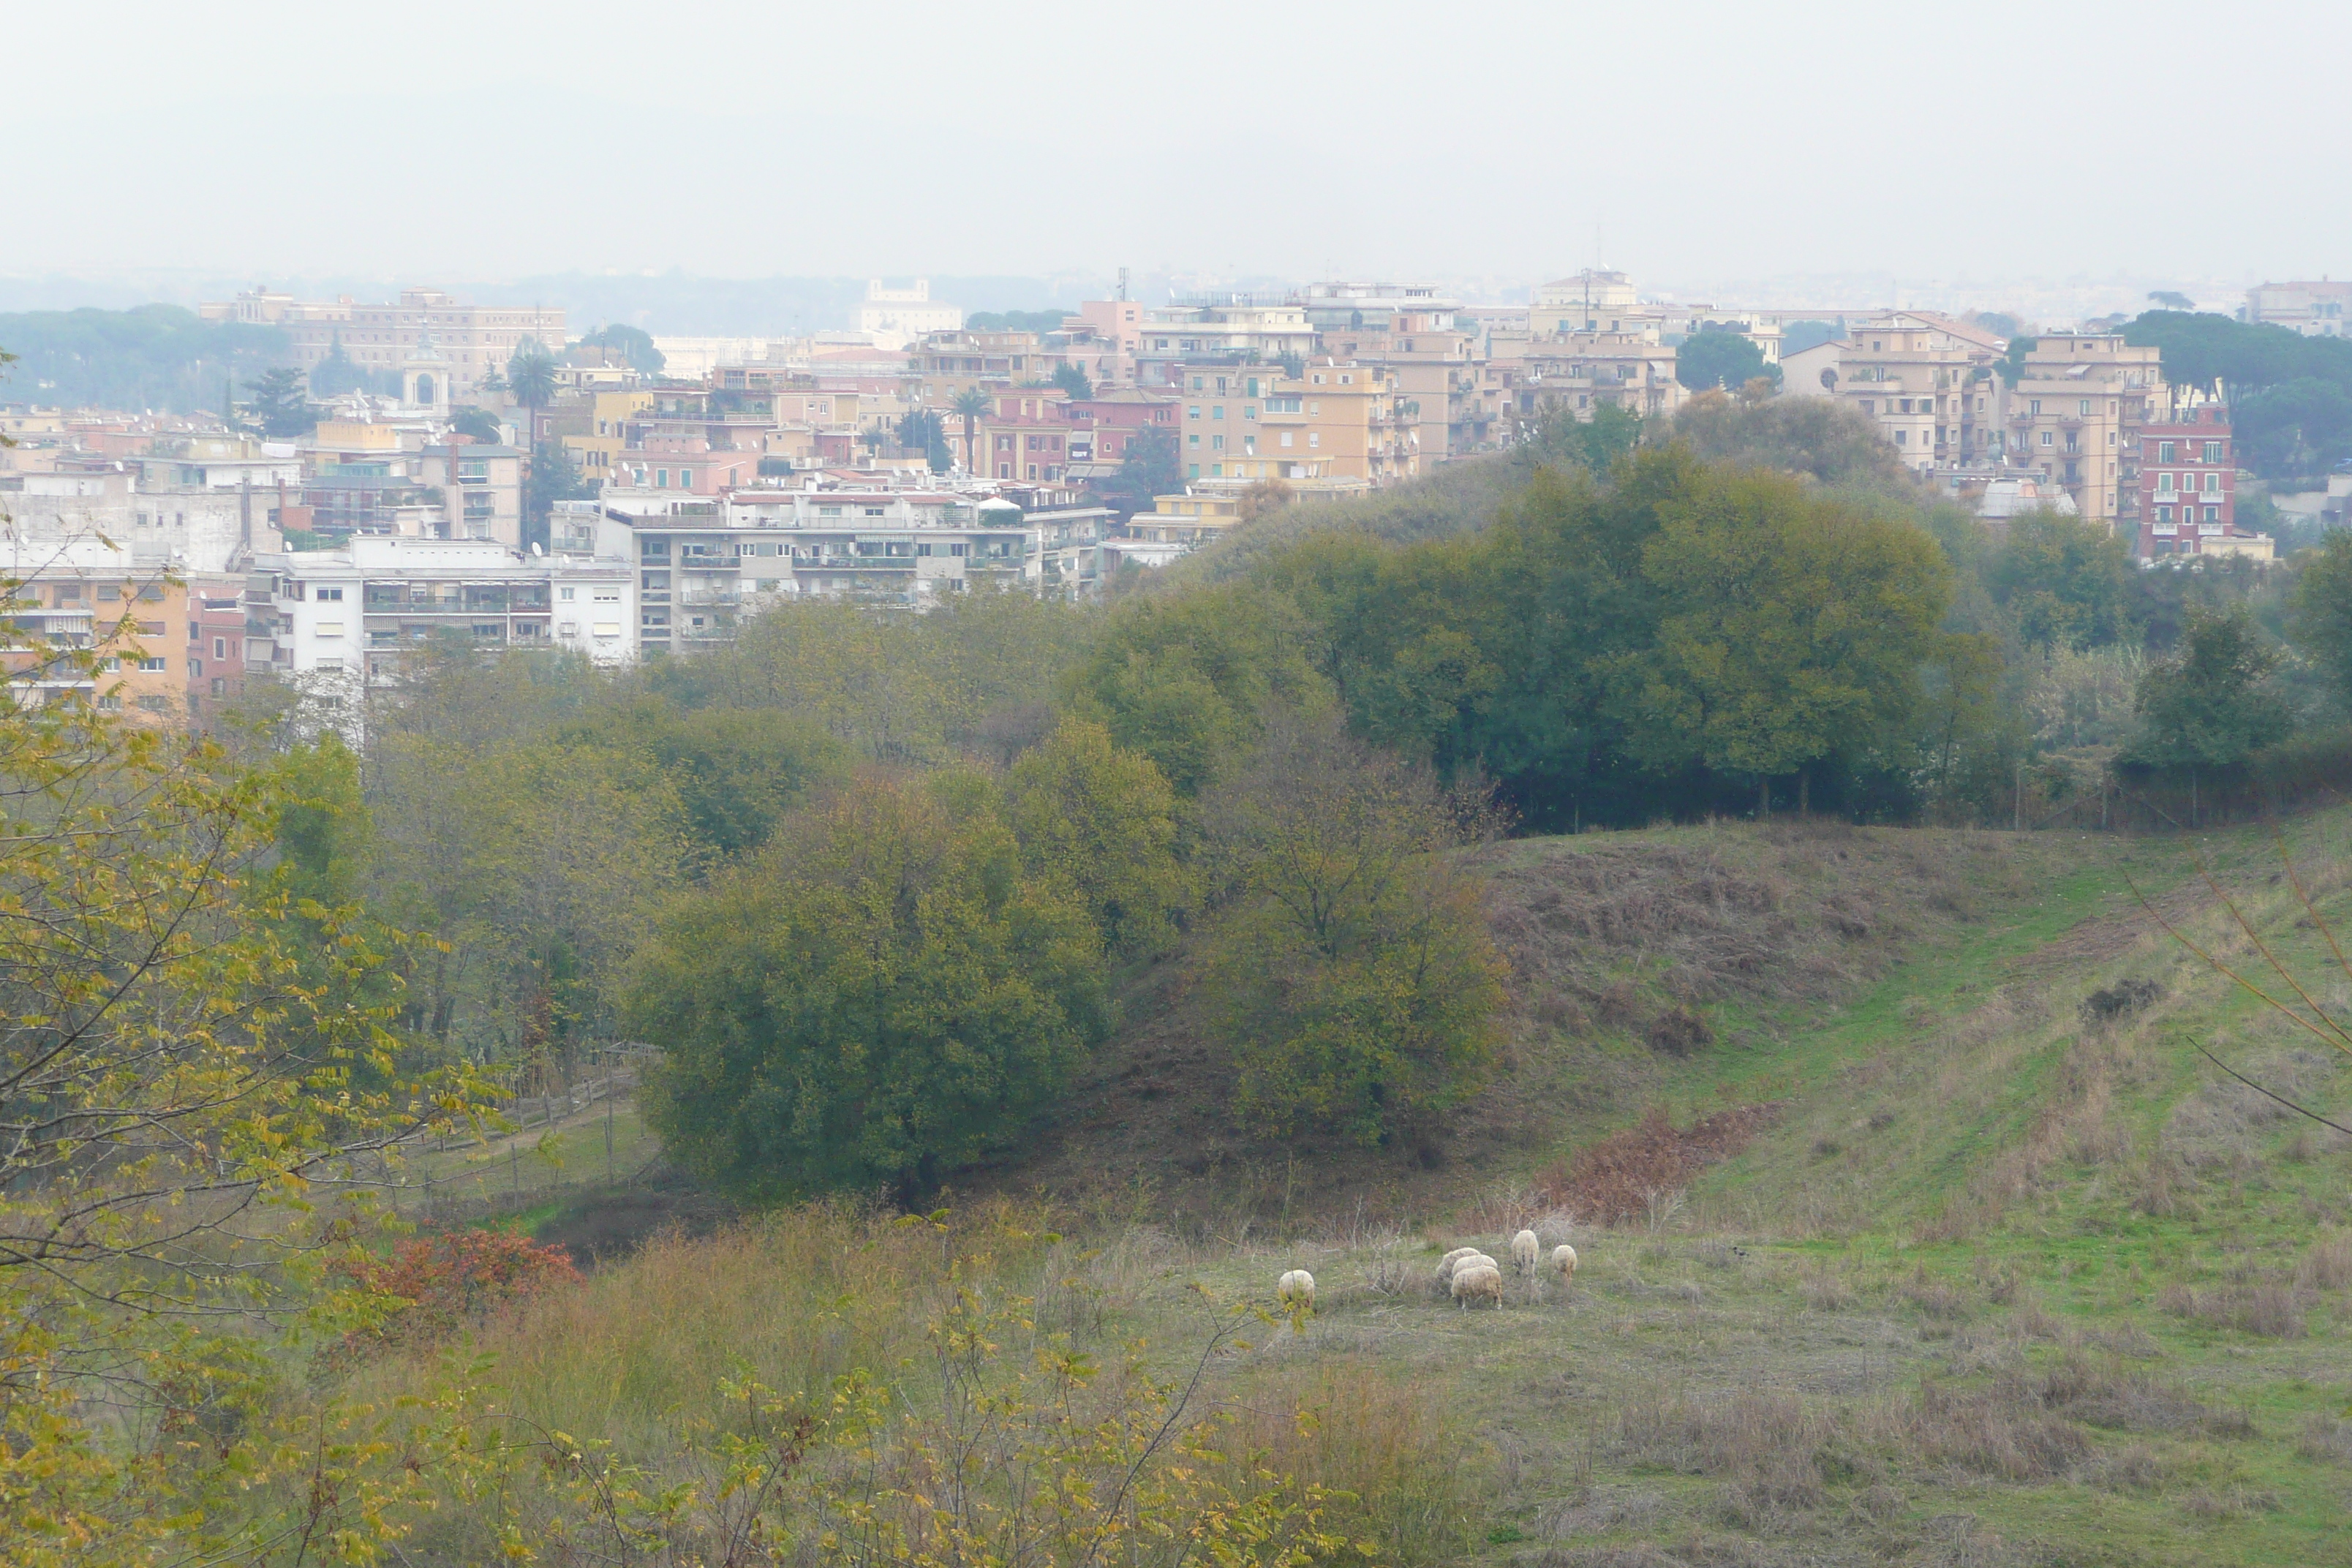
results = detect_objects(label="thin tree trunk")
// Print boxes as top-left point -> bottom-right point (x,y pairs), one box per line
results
1758,775 -> 1769,819
1798,772 -> 1810,816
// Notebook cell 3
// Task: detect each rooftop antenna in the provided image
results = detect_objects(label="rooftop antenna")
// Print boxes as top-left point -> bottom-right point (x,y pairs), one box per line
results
1117,266 -> 1128,303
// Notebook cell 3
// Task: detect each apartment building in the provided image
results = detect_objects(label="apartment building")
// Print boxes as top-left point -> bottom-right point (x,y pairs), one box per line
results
1258,361 -> 1417,487
2136,404 -> 2246,557
416,443 -> 524,548
2,467 -> 284,570
2243,279 -> 2352,338
187,583 -> 249,729
1786,313 -> 2009,475
586,484 -> 1056,634
249,537 -> 638,682
1515,331 -> 1686,423
0,535 -> 192,720
1135,297 -> 1319,389
2006,333 -> 2166,529
911,331 -> 1049,402
857,279 -> 962,349
1301,284 -> 1485,462
199,287 -> 565,402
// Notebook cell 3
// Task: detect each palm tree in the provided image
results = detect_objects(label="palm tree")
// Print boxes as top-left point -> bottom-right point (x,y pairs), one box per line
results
951,388 -> 992,477
506,339 -> 559,451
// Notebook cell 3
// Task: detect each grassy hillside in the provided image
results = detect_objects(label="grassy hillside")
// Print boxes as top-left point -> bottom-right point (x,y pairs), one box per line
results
338,809 -> 2352,1566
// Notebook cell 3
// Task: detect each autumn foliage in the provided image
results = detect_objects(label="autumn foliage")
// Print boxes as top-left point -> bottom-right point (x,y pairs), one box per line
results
338,1229 -> 581,1350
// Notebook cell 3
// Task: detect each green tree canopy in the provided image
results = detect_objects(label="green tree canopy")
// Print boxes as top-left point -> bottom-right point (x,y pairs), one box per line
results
1199,712 -> 1505,1146
1981,510 -> 2140,652
1613,465 -> 1954,807
2119,605 -> 2292,772
575,323 -> 666,374
1052,361 -> 1093,401
1006,717 -> 1192,957
243,366 -> 315,437
2292,529 -> 2352,711
632,774 -> 1112,1201
1676,328 -> 1773,392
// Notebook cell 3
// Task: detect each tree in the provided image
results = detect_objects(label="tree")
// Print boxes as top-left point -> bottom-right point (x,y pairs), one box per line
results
2291,529 -> 2352,710
951,387 -> 993,475
1665,391 -> 1905,486
2234,378 -> 2352,481
2148,290 -> 2196,311
631,774 -> 1112,1200
569,699 -> 845,860
1052,361 -> 1093,402
310,331 -> 399,399
1237,478 -> 1294,523
1675,327 -> 1773,392
1006,717 -> 1192,957
1094,423 -> 1182,516
1616,465 -> 1953,813
575,322 -> 665,374
1522,402 -> 1643,475
2119,605 -> 2293,773
506,337 -> 559,448
243,365 -> 315,437
897,409 -> 951,471
525,440 -> 591,546
1982,510 -> 2139,652
450,404 -> 502,443
1199,712 -> 1505,1146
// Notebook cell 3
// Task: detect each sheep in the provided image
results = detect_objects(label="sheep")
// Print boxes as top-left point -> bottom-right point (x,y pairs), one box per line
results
1450,1262 -> 1504,1310
1511,1229 -> 1541,1274
1434,1246 -> 1484,1286
1276,1269 -> 1316,1311
1551,1243 -> 1578,1281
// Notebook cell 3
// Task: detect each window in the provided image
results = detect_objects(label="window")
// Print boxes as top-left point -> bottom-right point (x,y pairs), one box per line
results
2157,441 -> 2175,463
188,657 -> 203,678
137,696 -> 170,713
212,637 -> 225,658
1279,431 -> 1294,448
1190,377 -> 1203,391
2078,400 -> 2091,417
2029,399 -> 2041,416
2157,505 -> 2174,523
209,678 -> 226,697
1211,434 -> 1224,451
1188,433 -> 1199,447
2157,472 -> 2174,494
2203,440 -> 2224,463
316,587 -> 344,601
96,696 -> 119,712
1243,404 -> 1257,421
138,620 -> 166,636
2040,431 -> 2053,447
2205,505 -> 2220,524
137,657 -> 167,672
1188,405 -> 1200,420
2203,471 -> 2221,494
1187,464 -> 1200,479
560,586 -> 576,601
1896,429 -> 1909,446
1308,432 -> 1320,448
655,470 -> 668,487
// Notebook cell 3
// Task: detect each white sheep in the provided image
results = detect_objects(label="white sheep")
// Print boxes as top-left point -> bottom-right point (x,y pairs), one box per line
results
1434,1246 -> 1483,1286
1551,1243 -> 1578,1281
1511,1229 -> 1541,1274
1275,1269 -> 1316,1311
1450,1262 -> 1504,1310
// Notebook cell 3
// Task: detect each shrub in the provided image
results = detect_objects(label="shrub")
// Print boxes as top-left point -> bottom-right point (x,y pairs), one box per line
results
336,1228 -> 581,1353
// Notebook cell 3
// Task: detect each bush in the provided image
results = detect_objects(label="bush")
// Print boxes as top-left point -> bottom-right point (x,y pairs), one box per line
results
336,1229 -> 581,1354
1199,713 -> 1506,1145
632,774 -> 1113,1200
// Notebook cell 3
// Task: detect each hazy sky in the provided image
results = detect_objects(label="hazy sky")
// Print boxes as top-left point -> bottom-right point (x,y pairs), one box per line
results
7,0 -> 2345,296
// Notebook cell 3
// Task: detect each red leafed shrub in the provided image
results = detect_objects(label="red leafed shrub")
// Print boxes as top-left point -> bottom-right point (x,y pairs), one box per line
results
1540,1104 -> 1781,1226
337,1228 -> 581,1352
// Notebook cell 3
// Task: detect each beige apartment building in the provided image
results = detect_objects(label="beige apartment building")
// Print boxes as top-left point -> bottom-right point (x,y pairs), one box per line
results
199,287 -> 565,401
1514,331 -> 1686,424
1783,313 -> 2009,476
1135,298 -> 1320,390
2005,333 -> 2166,529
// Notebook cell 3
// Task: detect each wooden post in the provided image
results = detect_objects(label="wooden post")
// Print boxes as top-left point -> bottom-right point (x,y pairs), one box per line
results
606,1053 -> 615,1186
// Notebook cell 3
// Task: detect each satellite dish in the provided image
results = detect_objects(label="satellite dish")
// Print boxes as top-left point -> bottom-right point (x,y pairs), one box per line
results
530,541 -> 544,556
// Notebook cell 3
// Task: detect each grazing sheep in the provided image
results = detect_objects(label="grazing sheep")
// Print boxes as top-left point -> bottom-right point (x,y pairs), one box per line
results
1511,1229 -> 1541,1274
1451,1263 -> 1504,1310
1551,1243 -> 1578,1281
1434,1246 -> 1483,1286
1276,1269 -> 1316,1310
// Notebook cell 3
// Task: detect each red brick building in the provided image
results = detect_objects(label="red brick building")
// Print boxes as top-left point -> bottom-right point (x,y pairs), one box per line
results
2135,405 -> 2237,557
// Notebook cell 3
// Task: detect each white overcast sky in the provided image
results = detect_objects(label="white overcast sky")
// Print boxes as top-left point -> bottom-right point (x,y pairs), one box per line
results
5,0 -> 2345,294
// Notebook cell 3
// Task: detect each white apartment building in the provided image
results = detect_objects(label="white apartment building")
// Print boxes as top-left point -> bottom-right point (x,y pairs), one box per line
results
248,536 -> 638,684
858,280 -> 963,350
2244,279 -> 2352,338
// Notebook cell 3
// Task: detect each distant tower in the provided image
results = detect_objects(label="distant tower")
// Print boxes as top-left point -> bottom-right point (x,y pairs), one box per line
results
402,328 -> 451,414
